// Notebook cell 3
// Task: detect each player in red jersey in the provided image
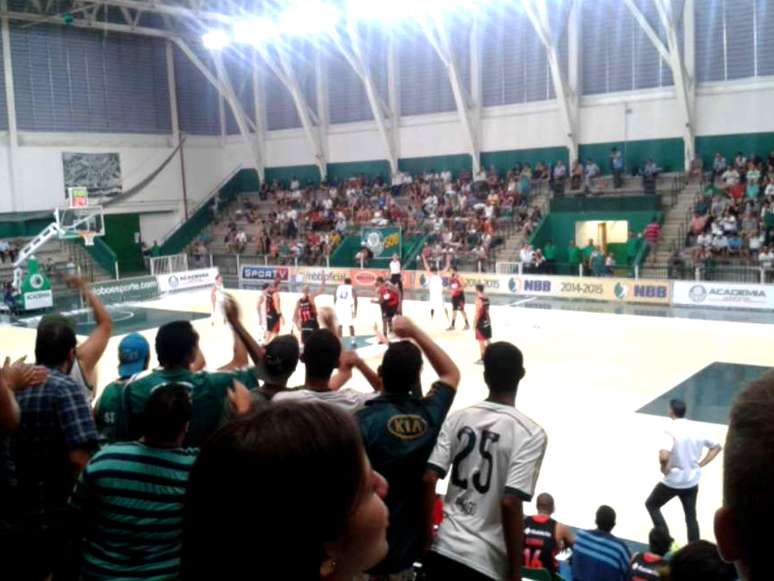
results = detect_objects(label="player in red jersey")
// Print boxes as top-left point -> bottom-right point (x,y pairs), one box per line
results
264,277 -> 284,343
293,275 -> 325,345
446,267 -> 470,331
473,284 -> 492,364
523,493 -> 575,575
373,277 -> 400,337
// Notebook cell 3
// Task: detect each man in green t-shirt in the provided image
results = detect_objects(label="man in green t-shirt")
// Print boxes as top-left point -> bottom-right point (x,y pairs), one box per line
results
94,320 -> 257,447
626,231 -> 644,266
568,240 -> 582,275
94,333 -> 151,444
543,240 -> 557,274
150,241 -> 161,257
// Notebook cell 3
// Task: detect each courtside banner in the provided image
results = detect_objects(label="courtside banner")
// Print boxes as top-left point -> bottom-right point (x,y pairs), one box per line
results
157,268 -> 219,293
295,267 -> 350,285
413,271 -> 509,293
672,281 -> 774,310
240,265 -> 290,283
349,268 -> 414,289
518,275 -> 672,305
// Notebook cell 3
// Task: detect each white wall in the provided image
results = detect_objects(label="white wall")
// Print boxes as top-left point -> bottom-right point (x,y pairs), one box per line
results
3,79 -> 773,242
0,132 -> 228,243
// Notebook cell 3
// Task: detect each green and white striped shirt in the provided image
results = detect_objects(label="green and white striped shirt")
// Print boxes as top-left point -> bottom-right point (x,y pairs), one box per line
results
69,442 -> 197,580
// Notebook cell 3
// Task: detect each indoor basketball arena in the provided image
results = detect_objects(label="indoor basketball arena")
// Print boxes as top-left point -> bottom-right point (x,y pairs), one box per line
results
0,1 -> 770,580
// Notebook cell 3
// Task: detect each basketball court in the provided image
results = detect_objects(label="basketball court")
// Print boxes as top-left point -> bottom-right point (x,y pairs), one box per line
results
2,283 -> 768,550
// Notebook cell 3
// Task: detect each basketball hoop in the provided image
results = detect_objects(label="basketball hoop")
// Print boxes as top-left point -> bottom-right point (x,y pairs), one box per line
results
79,231 -> 97,247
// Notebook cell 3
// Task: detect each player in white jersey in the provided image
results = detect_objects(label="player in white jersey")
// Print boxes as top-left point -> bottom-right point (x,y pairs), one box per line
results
334,277 -> 358,346
422,342 -> 547,581
255,283 -> 269,343
423,255 -> 448,323
210,274 -> 226,326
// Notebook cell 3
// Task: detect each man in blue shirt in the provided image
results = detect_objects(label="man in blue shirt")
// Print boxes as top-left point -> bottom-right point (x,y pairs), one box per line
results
357,316 -> 460,578
572,505 -> 631,581
1,315 -> 99,580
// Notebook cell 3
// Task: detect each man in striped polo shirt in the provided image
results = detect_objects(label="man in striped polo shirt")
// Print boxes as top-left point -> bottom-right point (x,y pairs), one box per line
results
571,505 -> 631,581
69,384 -> 197,580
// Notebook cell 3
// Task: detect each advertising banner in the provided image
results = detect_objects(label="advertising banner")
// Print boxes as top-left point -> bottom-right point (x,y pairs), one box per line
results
239,265 -> 291,284
517,275 -> 672,305
349,268 -> 414,289
91,276 -> 160,305
672,281 -> 774,310
23,290 -> 54,311
157,268 -> 219,293
412,271 -> 511,294
296,267 -> 350,286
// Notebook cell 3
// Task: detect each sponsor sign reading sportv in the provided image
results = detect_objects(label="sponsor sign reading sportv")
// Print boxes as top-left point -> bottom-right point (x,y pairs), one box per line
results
240,265 -> 290,282
23,290 -> 53,310
672,281 -> 774,310
157,268 -> 219,293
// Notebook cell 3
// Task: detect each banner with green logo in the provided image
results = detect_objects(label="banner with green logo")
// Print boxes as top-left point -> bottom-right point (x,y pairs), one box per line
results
360,227 -> 402,262
21,258 -> 53,310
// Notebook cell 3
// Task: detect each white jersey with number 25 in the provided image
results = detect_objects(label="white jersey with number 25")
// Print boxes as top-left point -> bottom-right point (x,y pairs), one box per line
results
428,401 -> 548,580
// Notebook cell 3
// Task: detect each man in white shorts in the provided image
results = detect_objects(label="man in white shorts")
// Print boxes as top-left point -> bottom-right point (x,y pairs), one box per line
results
255,283 -> 269,343
335,276 -> 358,347
426,265 -> 448,323
210,274 -> 226,326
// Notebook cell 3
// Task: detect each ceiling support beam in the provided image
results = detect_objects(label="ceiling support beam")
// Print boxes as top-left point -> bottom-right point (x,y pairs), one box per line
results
331,22 -> 398,176
523,0 -> 578,162
420,18 -> 480,175
624,0 -> 694,170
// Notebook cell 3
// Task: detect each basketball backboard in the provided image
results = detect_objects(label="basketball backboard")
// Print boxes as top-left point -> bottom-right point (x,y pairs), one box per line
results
55,206 -> 105,244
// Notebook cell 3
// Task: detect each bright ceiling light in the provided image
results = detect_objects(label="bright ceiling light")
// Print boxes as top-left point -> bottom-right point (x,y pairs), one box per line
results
347,0 -> 492,23
278,1 -> 340,37
202,30 -> 231,50
233,17 -> 279,46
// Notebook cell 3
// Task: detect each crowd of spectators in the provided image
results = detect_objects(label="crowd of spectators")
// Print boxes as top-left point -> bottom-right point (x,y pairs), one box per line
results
194,164 -> 558,271
0,271 -> 765,581
0,239 -> 19,264
680,151 -> 774,272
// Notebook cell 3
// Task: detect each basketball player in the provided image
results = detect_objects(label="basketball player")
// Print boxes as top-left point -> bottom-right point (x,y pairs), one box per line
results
389,253 -> 403,312
293,276 -> 325,345
628,527 -> 672,581
446,267 -> 470,331
374,277 -> 400,337
423,256 -> 448,323
264,277 -> 284,343
256,283 -> 269,343
210,274 -> 226,326
335,276 -> 358,347
523,493 -> 575,575
473,284 -> 492,363
423,342 -> 547,581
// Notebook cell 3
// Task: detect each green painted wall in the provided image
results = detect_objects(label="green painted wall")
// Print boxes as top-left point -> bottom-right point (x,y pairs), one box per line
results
579,138 -> 684,174
398,154 -> 472,178
530,210 -> 661,265
104,214 -> 144,274
0,216 -> 51,238
327,160 -> 391,184
695,132 -> 774,168
480,146 -> 569,171
265,165 -> 321,188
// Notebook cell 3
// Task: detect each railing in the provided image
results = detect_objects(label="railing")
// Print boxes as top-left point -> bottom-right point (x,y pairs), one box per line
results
640,262 -> 774,284
207,253 -> 331,278
150,253 -> 189,276
159,164 -> 243,246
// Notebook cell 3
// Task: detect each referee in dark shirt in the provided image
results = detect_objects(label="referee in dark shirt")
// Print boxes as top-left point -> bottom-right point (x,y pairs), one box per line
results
357,316 -> 460,578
